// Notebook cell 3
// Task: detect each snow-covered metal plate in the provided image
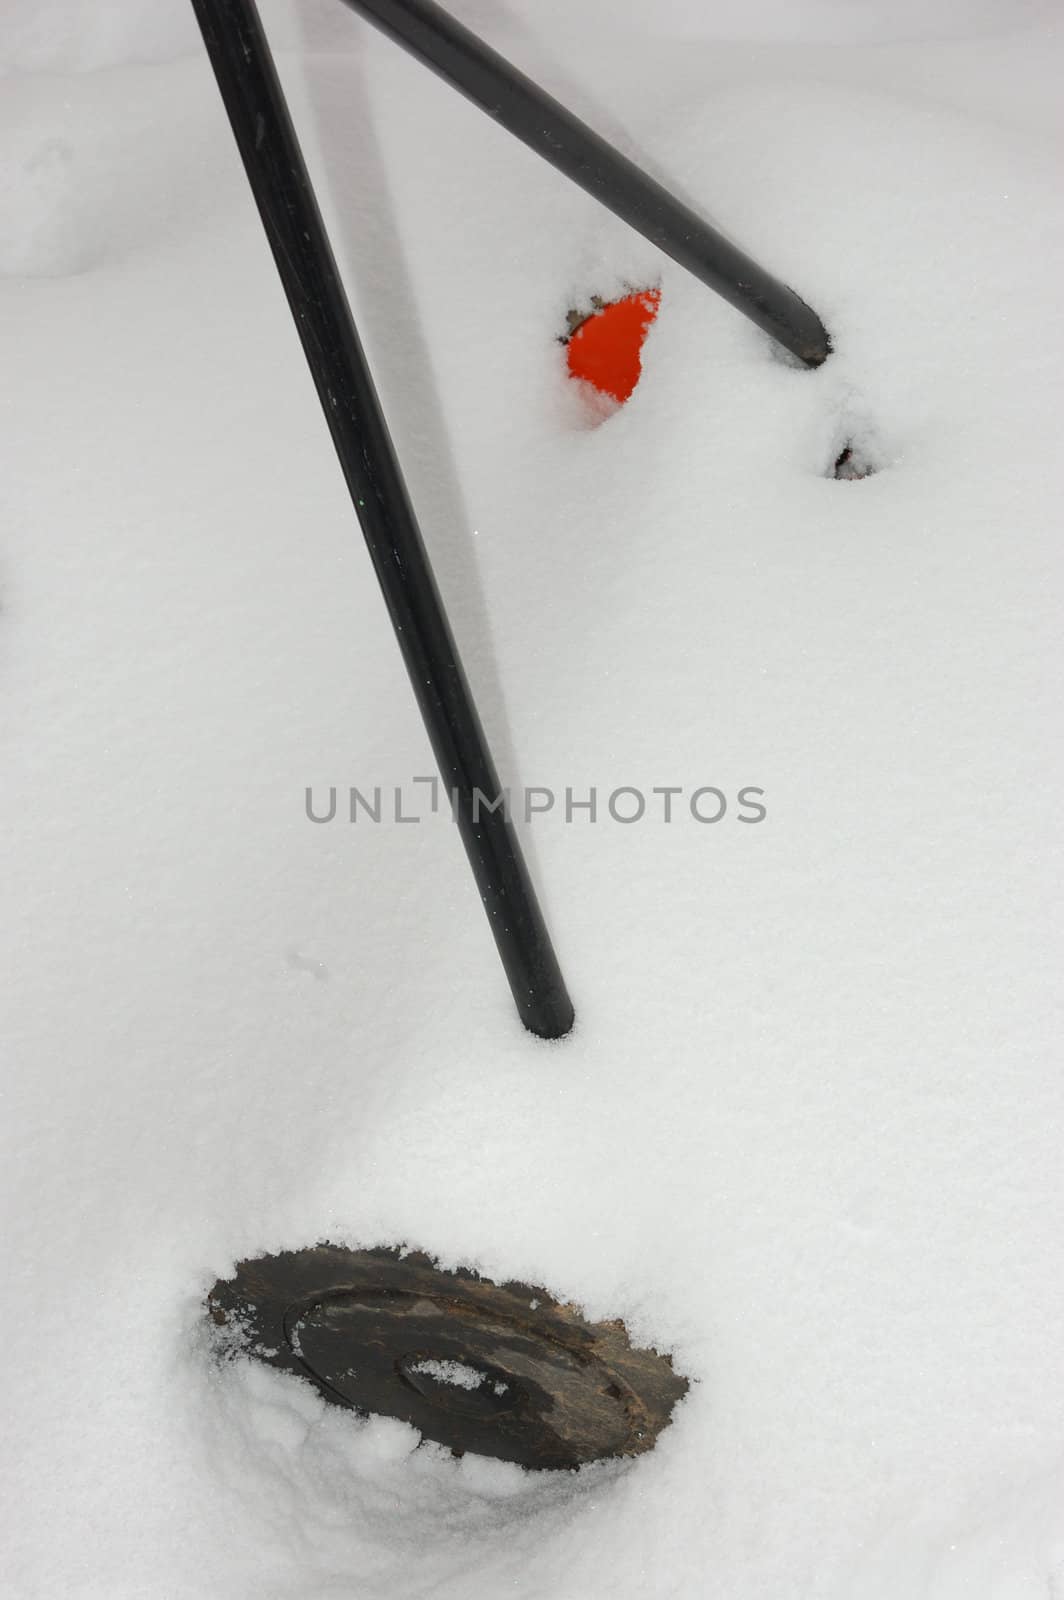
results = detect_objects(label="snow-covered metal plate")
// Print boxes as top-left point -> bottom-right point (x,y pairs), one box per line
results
208,1245 -> 688,1471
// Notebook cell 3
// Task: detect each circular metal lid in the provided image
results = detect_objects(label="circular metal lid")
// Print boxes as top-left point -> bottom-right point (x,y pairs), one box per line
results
208,1245 -> 687,1472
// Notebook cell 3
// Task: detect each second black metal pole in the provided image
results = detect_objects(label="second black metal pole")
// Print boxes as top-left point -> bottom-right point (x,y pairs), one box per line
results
339,0 -> 831,368
191,0 -> 574,1040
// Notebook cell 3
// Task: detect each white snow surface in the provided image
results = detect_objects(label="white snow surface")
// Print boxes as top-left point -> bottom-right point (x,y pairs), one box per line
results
2,2 -> 1063,1597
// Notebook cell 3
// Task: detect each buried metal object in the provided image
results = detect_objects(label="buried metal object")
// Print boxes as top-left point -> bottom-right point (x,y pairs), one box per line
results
208,1246 -> 688,1471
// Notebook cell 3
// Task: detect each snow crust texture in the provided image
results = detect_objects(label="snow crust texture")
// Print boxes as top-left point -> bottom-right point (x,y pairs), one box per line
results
2,1 -> 1063,1597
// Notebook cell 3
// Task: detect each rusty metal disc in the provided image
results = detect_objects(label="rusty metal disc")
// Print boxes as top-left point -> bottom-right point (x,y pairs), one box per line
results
208,1245 -> 687,1471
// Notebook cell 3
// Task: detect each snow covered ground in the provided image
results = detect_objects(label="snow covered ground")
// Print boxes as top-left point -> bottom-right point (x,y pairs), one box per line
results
2,1 -> 1063,1596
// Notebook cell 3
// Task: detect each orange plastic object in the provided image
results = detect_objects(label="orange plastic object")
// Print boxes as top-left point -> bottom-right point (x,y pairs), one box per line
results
566,288 -> 661,404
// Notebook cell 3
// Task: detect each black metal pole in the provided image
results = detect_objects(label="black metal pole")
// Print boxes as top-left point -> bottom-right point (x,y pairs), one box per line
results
191,0 -> 574,1040
338,0 -> 831,368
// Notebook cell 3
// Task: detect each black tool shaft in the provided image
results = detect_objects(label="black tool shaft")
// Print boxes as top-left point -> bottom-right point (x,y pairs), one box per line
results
340,0 -> 830,367
191,0 -> 574,1039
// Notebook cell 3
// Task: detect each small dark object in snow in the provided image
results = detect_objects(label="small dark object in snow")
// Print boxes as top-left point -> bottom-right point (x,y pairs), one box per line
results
833,443 -> 876,480
208,1244 -> 688,1471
